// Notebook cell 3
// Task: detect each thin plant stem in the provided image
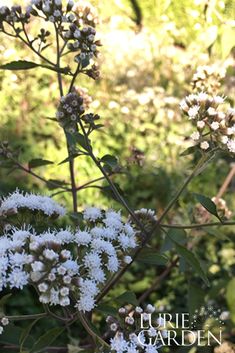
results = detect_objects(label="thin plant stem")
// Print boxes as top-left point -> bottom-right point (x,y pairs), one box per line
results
3,313 -> 47,321
77,311 -> 110,349
96,154 -> 210,303
160,221 -> 235,229
53,23 -> 78,212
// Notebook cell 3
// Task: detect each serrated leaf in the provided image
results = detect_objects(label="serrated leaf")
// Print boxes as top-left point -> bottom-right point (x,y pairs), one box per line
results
180,145 -> 199,156
30,327 -> 64,353
20,318 -> 42,352
28,158 -> 53,169
168,233 -> 209,286
100,154 -> 118,168
0,293 -> 12,307
137,247 -> 168,265
0,60 -> 70,74
66,132 -> 90,151
161,229 -> 187,253
188,283 -> 205,317
46,179 -> 68,190
194,193 -> 222,222
0,60 -> 40,70
102,184 -> 125,204
0,325 -> 34,347
115,291 -> 138,306
226,278 -> 235,323
96,304 -> 117,316
58,154 -> 80,165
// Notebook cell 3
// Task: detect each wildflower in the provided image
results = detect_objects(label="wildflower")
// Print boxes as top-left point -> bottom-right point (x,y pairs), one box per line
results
0,190 -> 66,217
188,105 -> 200,119
1,317 -> 9,326
200,141 -> 210,150
191,131 -> 200,141
83,206 -> 102,221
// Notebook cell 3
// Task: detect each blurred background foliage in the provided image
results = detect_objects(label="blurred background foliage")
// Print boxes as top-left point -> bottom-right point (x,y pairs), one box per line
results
0,0 -> 235,352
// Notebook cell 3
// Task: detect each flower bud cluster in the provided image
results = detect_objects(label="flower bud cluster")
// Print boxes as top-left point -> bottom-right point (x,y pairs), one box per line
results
180,92 -> 235,153
73,0 -> 99,28
27,0 -> 75,23
56,91 -> 101,133
64,24 -> 100,64
211,197 -> 232,220
133,208 -> 157,234
56,91 -> 85,130
0,5 -> 30,27
0,193 -> 137,312
108,304 -> 164,353
191,65 -> 226,94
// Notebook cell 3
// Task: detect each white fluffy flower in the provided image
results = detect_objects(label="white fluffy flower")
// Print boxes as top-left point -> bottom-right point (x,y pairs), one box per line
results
84,207 -> 102,221
210,121 -> 220,131
74,230 -> 91,245
200,141 -> 210,150
8,268 -> 29,289
190,131 -> 200,141
227,139 -> 235,153
188,105 -> 200,119
0,190 -> 66,217
110,333 -> 128,353
197,120 -> 205,129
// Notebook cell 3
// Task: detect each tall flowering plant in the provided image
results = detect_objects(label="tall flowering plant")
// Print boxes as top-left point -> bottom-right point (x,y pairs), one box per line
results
0,1 -> 234,352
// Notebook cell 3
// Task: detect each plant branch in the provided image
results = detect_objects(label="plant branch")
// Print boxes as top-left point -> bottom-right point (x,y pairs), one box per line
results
77,311 -> 109,348
3,313 -> 47,321
96,154 -> 213,303
160,221 -> 235,229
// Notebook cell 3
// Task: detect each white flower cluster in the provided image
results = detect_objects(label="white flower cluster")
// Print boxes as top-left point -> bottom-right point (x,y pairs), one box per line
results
191,65 -> 226,94
0,206 -> 136,312
180,92 -> 235,153
0,189 -> 66,218
107,305 -> 166,353
73,0 -> 99,28
26,0 -> 100,64
0,317 -> 9,336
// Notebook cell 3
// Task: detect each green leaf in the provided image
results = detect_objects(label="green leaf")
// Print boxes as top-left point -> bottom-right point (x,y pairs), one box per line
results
0,325 -> 34,347
28,158 -> 53,169
161,229 -> 187,253
96,304 -> 117,316
194,193 -> 222,222
0,293 -> 12,307
20,318 -> 42,352
66,132 -> 90,151
115,291 -> 138,306
180,145 -> 199,156
137,247 -> 168,265
0,60 -> 70,74
188,283 -> 205,317
102,184 -> 125,204
226,278 -> 235,323
30,327 -> 64,353
0,60 -> 40,70
46,179 -> 68,190
58,154 -> 80,165
100,154 -> 118,169
168,233 -> 209,286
